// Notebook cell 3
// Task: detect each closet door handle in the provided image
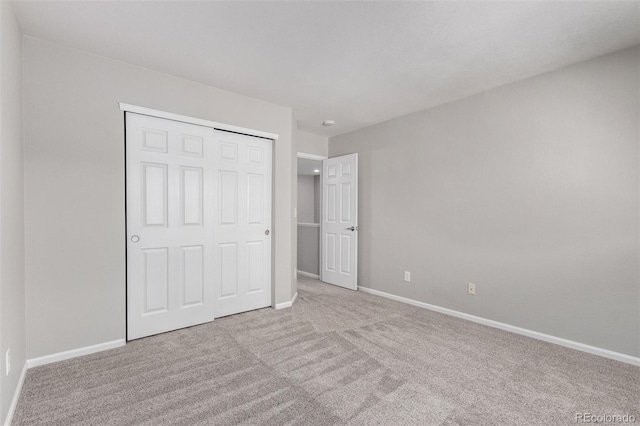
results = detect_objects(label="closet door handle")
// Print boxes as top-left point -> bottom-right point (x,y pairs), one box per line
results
346,226 -> 358,231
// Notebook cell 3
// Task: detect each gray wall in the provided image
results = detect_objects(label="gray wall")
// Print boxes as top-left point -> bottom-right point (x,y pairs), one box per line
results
23,36 -> 295,359
330,47 -> 640,357
0,1 -> 26,423
297,130 -> 328,157
297,226 -> 319,276
314,176 -> 320,223
297,175 -> 316,223
297,174 -> 320,275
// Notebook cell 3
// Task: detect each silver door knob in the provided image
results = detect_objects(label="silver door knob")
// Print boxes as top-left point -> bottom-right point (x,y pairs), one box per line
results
131,235 -> 140,243
346,226 -> 358,231
265,230 -> 270,235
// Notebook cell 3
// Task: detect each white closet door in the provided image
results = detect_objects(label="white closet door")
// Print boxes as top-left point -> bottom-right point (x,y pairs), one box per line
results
213,131 -> 272,317
126,113 -> 216,340
321,153 -> 358,290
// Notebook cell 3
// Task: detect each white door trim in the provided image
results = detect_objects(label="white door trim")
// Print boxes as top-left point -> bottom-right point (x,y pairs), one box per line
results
119,103 -> 279,141
297,152 -> 327,161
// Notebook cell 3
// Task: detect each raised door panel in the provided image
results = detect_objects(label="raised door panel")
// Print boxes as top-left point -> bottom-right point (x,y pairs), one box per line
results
247,174 -> 264,225
247,146 -> 264,164
341,162 -> 352,177
247,241 -> 264,293
142,248 -> 169,314
181,134 -> 203,157
181,167 -> 203,226
219,243 -> 238,298
142,129 -> 168,153
220,142 -> 238,162
181,245 -> 204,307
326,184 -> 337,223
340,182 -> 351,223
326,233 -> 336,272
219,171 -> 238,226
340,235 -> 351,274
142,163 -> 168,227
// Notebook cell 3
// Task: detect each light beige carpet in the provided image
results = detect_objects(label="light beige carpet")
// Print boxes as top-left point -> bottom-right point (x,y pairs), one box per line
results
13,275 -> 639,425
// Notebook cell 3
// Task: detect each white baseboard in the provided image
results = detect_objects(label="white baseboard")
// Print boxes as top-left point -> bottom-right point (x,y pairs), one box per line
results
358,286 -> 640,366
26,339 -> 126,369
275,300 -> 292,309
296,270 -> 319,279
4,362 -> 27,426
275,291 -> 298,310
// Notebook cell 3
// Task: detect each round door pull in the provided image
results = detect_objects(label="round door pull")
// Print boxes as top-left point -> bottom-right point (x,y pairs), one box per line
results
265,230 -> 270,235
131,235 -> 140,243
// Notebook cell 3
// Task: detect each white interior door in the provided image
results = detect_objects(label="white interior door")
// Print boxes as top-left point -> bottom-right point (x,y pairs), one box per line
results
213,130 -> 272,318
126,113 -> 216,340
321,153 -> 358,290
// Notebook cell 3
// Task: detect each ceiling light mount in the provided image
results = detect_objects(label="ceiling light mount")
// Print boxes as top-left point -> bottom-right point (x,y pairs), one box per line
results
322,120 -> 335,127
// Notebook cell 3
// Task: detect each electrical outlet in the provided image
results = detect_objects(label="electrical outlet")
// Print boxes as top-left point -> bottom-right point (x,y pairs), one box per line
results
5,348 -> 10,376
404,271 -> 411,282
468,283 -> 476,295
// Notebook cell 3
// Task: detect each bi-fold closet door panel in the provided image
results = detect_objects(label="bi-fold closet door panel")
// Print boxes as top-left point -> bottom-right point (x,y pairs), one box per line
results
126,112 -> 272,340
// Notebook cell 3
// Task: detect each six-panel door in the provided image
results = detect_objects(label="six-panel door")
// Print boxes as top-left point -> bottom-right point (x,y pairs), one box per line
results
321,153 -> 358,290
212,130 -> 272,318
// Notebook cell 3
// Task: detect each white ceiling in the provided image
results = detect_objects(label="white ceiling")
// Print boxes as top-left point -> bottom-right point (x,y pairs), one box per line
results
12,1 -> 640,137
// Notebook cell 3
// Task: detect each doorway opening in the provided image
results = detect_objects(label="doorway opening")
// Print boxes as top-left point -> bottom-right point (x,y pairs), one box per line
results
297,151 -> 359,291
296,153 -> 325,281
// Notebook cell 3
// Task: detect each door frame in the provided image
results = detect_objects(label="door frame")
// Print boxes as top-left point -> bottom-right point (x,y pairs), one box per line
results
121,103 -> 279,340
296,152 -> 327,282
